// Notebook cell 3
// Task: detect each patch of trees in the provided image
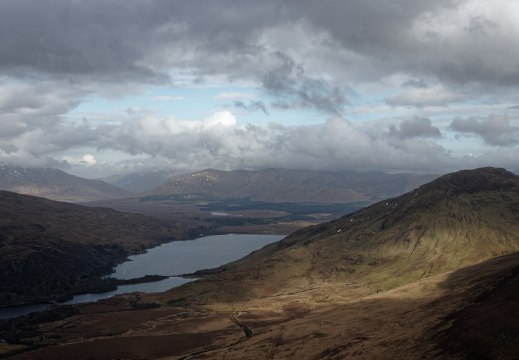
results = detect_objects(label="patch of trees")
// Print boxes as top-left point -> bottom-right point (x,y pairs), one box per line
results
0,242 -> 127,306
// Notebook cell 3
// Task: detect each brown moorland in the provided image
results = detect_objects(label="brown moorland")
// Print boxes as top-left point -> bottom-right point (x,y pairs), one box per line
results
3,167 -> 519,359
6,251 -> 519,359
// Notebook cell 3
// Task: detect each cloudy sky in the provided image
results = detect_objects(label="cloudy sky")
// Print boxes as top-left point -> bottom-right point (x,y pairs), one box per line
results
1,0 -> 518,178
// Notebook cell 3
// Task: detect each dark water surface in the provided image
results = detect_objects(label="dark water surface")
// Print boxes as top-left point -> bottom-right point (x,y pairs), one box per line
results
112,234 -> 285,279
0,234 -> 284,320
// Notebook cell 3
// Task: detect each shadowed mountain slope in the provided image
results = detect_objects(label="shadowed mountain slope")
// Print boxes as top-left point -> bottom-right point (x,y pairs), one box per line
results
5,167 -> 519,359
0,190 -> 187,306
168,167 -> 519,303
0,164 -> 131,202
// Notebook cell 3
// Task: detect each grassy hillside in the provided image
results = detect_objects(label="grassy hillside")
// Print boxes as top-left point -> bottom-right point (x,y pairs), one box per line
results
6,168 -> 519,359
165,167 -> 519,304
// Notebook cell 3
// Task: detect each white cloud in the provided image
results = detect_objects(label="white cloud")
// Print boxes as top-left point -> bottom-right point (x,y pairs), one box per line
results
63,154 -> 97,166
1,1 -> 519,176
388,117 -> 442,139
91,112 -> 458,173
385,85 -> 465,107
202,111 -> 237,127
449,114 -> 519,146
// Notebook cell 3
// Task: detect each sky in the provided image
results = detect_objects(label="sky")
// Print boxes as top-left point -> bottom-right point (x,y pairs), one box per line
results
1,0 -> 519,178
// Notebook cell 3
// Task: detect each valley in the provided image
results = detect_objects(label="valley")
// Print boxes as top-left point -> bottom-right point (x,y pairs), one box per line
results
87,168 -> 439,236
4,242 -> 519,359
1,167 -> 519,359
2,1 -> 517,358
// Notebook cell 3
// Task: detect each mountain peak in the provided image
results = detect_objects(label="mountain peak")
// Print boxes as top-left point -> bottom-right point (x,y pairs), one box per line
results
0,164 -> 130,202
419,167 -> 517,194
187,167 -> 519,302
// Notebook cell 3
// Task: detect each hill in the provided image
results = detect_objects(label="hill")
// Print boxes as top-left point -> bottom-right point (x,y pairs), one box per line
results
0,190 -> 188,306
142,168 -> 439,203
101,169 -> 193,194
4,167 -> 519,359
0,164 -> 131,202
174,167 -> 519,302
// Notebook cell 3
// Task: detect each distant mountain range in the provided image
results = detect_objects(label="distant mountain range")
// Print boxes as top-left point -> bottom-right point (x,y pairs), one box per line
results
0,164 -> 130,202
101,169 -> 193,193
5,167 -> 519,359
0,165 -> 440,204
140,168 -> 440,203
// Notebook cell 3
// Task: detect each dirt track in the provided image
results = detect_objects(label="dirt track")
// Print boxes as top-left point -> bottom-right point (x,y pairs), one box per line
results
7,252 -> 519,359
4,272 -> 478,359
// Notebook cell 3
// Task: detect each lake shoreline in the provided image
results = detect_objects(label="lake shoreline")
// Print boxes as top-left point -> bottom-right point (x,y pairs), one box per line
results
0,234 -> 285,320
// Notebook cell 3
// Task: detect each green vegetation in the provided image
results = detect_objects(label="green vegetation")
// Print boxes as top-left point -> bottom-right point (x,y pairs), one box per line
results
142,195 -> 368,217
203,216 -> 273,227
199,198 -> 369,217
139,193 -> 200,202
164,168 -> 519,304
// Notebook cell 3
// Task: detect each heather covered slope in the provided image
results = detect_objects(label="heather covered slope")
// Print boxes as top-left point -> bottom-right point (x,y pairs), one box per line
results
167,167 -> 519,303
0,190 -> 188,306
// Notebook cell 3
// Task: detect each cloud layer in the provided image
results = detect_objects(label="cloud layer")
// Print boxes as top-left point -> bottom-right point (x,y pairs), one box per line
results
0,0 -> 518,175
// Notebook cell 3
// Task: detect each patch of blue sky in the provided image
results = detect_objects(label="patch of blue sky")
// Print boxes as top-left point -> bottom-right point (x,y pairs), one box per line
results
69,83 -> 330,128
71,86 -> 211,120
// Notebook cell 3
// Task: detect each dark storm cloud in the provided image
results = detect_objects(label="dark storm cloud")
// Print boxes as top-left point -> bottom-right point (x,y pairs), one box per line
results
449,115 -> 519,146
295,0 -> 519,88
0,1 -> 171,82
0,0 -> 354,113
1,0 -> 519,174
402,79 -> 429,89
2,1 -> 518,102
0,0 -> 284,82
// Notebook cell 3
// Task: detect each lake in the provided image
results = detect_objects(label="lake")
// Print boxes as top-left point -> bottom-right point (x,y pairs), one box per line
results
0,234 -> 285,320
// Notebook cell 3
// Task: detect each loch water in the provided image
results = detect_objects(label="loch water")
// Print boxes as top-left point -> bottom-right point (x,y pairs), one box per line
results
0,234 -> 285,320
